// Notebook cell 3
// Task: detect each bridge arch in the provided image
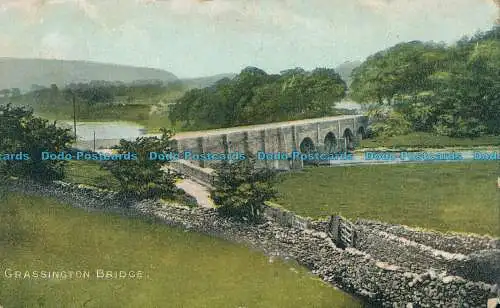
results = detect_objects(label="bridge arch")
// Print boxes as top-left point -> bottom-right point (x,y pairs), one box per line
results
343,128 -> 354,150
299,137 -> 316,153
357,126 -> 366,140
323,132 -> 337,153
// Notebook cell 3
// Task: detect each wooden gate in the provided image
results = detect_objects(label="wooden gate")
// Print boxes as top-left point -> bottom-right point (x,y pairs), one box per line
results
328,215 -> 356,248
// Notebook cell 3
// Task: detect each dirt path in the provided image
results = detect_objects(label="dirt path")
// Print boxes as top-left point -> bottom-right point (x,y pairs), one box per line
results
175,178 -> 215,208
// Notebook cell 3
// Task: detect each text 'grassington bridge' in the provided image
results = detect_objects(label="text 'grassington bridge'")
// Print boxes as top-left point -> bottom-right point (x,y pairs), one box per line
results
76,115 -> 368,171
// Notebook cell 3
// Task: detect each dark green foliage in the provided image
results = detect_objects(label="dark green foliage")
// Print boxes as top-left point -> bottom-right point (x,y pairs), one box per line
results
169,66 -> 347,129
1,80 -> 185,118
64,80 -> 169,106
102,128 -> 178,201
0,104 -> 74,181
210,155 -> 278,222
350,26 -> 500,138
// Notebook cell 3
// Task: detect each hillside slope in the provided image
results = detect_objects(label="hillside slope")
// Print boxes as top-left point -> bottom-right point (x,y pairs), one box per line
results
179,73 -> 237,89
0,58 -> 178,92
335,60 -> 362,86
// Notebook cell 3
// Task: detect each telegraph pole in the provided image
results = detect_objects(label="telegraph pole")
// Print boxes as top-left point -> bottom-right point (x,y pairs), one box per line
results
72,92 -> 77,141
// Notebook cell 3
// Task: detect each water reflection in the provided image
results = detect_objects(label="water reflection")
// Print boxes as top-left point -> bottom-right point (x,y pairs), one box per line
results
59,121 -> 146,141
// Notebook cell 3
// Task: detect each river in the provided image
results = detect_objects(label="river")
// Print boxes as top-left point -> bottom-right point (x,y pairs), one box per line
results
59,121 -> 147,141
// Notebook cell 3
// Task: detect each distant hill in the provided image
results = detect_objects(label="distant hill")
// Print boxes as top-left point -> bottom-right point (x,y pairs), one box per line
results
179,73 -> 237,89
0,58 -> 178,92
335,60 -> 362,86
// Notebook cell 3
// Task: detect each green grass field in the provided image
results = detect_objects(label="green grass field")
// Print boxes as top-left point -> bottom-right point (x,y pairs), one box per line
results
66,160 -> 500,236
360,132 -> 500,149
275,161 -> 499,236
0,191 -> 361,308
64,160 -> 120,190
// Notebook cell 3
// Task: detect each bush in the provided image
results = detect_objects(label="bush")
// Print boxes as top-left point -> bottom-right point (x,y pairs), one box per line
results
0,104 -> 74,182
210,154 -> 278,222
370,111 -> 412,138
103,128 -> 178,201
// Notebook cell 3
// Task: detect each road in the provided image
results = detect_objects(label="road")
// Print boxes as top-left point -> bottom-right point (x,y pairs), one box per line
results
158,165 -> 215,208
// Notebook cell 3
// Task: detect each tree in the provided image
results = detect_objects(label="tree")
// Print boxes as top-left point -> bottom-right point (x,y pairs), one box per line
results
369,110 -> 412,137
10,88 -> 21,97
350,27 -> 500,137
169,66 -> 347,129
103,128 -> 178,201
428,37 -> 500,137
350,41 -> 447,106
210,155 -> 278,222
0,89 -> 10,98
0,104 -> 74,181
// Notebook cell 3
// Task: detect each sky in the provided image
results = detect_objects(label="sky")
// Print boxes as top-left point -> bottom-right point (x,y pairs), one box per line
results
0,0 -> 498,78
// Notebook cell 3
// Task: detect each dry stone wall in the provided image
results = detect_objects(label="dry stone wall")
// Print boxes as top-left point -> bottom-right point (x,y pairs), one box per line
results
2,179 -> 499,307
357,220 -> 497,254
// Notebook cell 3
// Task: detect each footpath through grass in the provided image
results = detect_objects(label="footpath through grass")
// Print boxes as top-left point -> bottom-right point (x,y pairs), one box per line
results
275,161 -> 499,236
0,191 -> 361,308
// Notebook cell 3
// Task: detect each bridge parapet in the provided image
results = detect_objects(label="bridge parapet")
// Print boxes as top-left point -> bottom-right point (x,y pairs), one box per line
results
169,160 -> 215,188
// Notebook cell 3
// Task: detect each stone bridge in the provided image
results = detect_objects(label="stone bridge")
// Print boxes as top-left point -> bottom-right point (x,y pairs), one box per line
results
75,115 -> 368,170
171,115 -> 368,170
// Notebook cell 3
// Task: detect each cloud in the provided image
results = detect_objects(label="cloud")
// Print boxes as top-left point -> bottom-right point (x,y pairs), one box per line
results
0,0 -> 98,20
358,0 -> 499,14
0,34 -> 15,53
494,0 -> 500,23
134,0 -> 325,32
0,0 -> 45,14
358,0 -> 393,11
137,0 -> 239,17
55,0 -> 98,20
356,0 -> 499,26
38,32 -> 74,59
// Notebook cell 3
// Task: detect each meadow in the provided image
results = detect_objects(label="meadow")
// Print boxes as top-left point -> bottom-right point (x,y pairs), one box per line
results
360,132 -> 500,149
275,161 -> 499,236
64,160 -> 500,236
0,191 -> 361,308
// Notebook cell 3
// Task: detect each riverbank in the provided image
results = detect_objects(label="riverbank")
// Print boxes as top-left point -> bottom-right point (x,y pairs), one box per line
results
2,178 -> 498,307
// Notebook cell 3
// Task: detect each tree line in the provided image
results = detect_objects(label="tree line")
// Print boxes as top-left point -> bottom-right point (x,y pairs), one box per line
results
168,67 -> 348,130
2,26 -> 498,138
350,26 -> 500,138
169,26 -> 499,138
1,80 -> 185,115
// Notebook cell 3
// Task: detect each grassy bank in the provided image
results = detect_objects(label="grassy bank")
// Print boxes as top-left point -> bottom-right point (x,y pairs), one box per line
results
275,161 -> 499,236
64,160 -> 120,191
0,191 -> 361,308
360,132 -> 500,149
